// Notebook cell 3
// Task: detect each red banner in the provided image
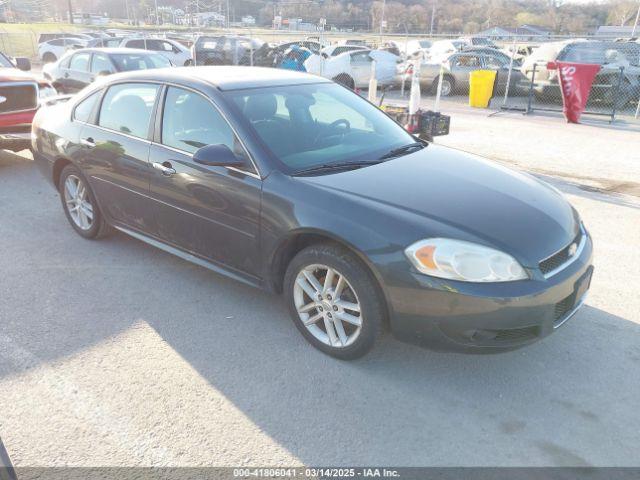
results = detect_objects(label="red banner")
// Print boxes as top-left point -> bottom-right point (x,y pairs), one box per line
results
548,61 -> 601,123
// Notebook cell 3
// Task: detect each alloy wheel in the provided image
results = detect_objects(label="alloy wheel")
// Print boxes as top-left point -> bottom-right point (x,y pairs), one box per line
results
293,264 -> 362,348
63,175 -> 94,231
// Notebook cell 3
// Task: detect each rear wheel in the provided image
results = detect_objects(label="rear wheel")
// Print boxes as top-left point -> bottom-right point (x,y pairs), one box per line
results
333,73 -> 355,90
42,52 -> 56,63
284,243 -> 383,359
432,74 -> 454,96
59,164 -> 111,239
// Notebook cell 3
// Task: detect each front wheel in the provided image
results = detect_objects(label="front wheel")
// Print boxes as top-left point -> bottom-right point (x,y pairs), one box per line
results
59,164 -> 111,239
284,244 -> 384,359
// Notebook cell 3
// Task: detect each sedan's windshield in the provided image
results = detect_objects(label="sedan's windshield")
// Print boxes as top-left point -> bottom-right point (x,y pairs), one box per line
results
111,53 -> 171,71
228,83 -> 416,173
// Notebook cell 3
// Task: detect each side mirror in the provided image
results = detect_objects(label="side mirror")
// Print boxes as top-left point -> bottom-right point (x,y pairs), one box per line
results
193,144 -> 245,167
15,57 -> 31,71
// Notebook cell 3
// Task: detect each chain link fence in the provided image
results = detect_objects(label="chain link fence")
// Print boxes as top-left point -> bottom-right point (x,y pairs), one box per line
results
3,24 -> 639,125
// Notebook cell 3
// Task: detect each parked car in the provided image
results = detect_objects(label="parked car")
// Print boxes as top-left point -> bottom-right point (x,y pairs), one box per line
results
39,38 -> 87,63
428,40 -> 466,60
406,51 -> 528,96
192,35 -> 264,66
31,66 -> 593,358
321,44 -> 368,58
459,36 -> 498,49
118,37 -> 192,66
305,49 -> 400,89
43,48 -> 173,93
85,37 -> 125,48
38,32 -> 94,44
403,39 -> 432,59
0,51 -> 56,151
522,40 -> 640,106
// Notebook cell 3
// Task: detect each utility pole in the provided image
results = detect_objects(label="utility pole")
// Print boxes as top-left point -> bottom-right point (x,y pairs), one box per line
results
632,0 -> 640,38
226,0 -> 230,27
124,0 -> 130,24
429,0 -> 436,35
68,0 -> 73,23
154,0 -> 159,24
379,0 -> 386,37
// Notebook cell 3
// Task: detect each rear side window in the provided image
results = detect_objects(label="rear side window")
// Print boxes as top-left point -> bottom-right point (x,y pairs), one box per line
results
98,83 -> 159,138
73,91 -> 100,123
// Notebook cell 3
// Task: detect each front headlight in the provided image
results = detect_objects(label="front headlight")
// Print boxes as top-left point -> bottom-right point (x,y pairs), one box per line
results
405,238 -> 528,282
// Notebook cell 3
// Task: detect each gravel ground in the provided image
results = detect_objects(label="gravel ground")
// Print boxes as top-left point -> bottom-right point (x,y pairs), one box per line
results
0,116 -> 639,468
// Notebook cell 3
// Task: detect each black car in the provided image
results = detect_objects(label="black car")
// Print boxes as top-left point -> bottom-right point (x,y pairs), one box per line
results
42,48 -> 172,93
32,67 -> 593,359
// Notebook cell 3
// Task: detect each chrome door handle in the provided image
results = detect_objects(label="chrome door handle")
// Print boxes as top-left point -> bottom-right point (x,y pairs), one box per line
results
80,137 -> 95,148
152,162 -> 176,176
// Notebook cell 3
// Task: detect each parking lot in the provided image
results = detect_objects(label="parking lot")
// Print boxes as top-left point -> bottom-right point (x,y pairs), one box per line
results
1,106 -> 639,467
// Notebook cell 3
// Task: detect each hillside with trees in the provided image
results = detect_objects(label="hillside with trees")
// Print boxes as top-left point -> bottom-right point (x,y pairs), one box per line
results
18,0 -> 640,35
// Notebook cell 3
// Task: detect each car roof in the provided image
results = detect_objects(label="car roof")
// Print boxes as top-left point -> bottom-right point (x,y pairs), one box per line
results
102,66 -> 331,91
75,47 -> 156,55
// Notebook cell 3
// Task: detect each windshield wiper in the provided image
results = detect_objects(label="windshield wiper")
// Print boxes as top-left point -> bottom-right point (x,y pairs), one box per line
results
291,161 -> 383,177
378,142 -> 425,160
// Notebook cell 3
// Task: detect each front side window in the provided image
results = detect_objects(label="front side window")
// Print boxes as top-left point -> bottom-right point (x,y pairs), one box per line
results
98,83 -> 159,138
69,52 -> 90,71
73,91 -> 100,123
228,83 -> 414,173
90,53 -> 114,74
161,87 -> 249,166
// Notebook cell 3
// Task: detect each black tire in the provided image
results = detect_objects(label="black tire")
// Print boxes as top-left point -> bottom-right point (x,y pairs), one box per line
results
283,243 -> 384,360
333,74 -> 355,90
42,52 -> 57,63
432,74 -> 455,96
58,164 -> 111,240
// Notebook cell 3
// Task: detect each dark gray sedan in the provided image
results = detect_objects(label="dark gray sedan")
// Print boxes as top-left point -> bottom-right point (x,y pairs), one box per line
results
31,67 -> 593,359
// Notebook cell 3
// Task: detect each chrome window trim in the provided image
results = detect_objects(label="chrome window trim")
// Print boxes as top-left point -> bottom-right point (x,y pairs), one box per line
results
90,123 -> 152,144
0,81 -> 39,114
542,224 -> 587,279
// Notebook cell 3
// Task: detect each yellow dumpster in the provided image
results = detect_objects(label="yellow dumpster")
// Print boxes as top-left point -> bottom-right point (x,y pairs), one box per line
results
469,70 -> 497,108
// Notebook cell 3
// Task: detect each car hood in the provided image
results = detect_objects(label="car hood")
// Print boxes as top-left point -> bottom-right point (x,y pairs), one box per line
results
299,145 -> 579,266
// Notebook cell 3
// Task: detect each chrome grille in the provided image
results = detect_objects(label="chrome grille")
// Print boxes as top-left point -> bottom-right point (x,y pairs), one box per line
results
0,82 -> 38,114
539,229 -> 583,276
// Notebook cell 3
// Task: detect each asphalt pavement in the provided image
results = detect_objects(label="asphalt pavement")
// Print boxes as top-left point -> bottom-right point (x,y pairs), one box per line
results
0,148 -> 639,467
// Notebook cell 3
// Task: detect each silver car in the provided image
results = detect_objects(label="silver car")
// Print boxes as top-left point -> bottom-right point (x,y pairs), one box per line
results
406,51 -> 527,96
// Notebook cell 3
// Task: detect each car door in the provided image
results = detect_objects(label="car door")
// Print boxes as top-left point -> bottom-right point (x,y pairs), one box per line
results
147,39 -> 181,65
482,55 -> 509,89
147,85 -> 262,278
66,52 -> 93,92
451,53 -> 482,90
79,82 -> 160,234
349,51 -> 373,87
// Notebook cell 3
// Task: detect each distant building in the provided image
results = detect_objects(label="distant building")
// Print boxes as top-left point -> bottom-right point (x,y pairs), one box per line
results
595,26 -> 636,38
72,13 -> 109,25
476,25 -> 552,41
241,15 -> 256,26
192,11 -> 225,27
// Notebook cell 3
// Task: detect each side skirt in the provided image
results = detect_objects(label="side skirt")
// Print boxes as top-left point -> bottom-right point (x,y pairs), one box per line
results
113,225 -> 264,291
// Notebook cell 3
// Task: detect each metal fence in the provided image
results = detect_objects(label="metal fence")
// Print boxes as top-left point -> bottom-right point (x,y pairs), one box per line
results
2,24 -> 639,124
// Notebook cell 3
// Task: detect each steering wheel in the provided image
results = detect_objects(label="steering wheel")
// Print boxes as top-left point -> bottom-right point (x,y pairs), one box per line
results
313,118 -> 351,145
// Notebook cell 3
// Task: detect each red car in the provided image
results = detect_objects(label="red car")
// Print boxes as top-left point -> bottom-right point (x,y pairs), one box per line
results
0,52 -> 57,152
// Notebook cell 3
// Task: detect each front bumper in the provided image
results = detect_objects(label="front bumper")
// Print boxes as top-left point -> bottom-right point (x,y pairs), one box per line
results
381,233 -> 594,352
